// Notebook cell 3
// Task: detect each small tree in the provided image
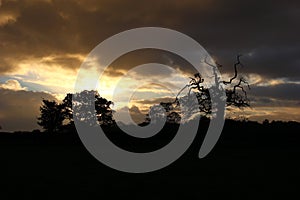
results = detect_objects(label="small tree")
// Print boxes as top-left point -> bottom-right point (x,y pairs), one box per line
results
37,99 -> 65,133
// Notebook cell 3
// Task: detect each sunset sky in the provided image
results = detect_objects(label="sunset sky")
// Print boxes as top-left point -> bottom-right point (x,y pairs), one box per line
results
0,0 -> 299,131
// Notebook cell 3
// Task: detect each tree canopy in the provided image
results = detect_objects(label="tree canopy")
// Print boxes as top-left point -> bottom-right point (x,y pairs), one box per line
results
37,90 -> 115,132
37,100 -> 65,133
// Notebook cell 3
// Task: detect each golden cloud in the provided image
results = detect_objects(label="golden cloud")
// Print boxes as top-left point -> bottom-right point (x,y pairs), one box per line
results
0,79 -> 26,90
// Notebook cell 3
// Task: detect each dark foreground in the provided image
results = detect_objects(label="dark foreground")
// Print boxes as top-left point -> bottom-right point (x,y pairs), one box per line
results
1,120 -> 300,199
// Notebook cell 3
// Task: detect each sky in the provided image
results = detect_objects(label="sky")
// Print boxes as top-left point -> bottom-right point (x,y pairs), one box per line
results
0,0 -> 299,131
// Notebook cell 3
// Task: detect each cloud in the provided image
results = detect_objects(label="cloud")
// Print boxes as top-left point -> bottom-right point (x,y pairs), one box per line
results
0,12 -> 17,26
0,0 -> 298,79
0,88 -> 57,131
3,59 -> 78,95
0,79 -> 27,90
250,83 -> 300,101
105,49 -> 197,78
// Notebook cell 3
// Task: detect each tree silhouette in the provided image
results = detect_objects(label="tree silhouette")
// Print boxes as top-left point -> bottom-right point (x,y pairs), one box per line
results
61,93 -> 73,127
152,55 -> 250,123
37,90 -> 115,132
37,99 -> 65,133
222,55 -> 250,107
72,90 -> 115,127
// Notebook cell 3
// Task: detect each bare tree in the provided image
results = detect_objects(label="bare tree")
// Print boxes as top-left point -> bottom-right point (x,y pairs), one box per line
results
150,55 -> 250,123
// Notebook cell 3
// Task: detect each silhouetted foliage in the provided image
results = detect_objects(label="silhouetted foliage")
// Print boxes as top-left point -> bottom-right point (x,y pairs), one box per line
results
263,119 -> 270,126
62,93 -> 73,124
37,100 -> 65,133
37,90 -> 115,132
72,90 -> 115,127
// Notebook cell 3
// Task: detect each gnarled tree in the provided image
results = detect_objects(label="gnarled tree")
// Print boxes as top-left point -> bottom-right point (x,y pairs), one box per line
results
149,55 -> 250,124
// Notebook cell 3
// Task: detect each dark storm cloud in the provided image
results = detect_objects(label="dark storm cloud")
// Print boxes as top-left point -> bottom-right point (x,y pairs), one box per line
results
0,0 -> 299,79
106,49 -> 196,77
250,96 -> 300,108
215,46 -> 300,79
250,83 -> 300,101
43,55 -> 83,69
0,59 -> 11,73
0,88 -> 57,131
0,0 -> 80,72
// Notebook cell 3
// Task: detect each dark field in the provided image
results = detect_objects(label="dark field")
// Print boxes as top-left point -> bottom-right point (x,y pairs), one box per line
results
1,120 -> 300,199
